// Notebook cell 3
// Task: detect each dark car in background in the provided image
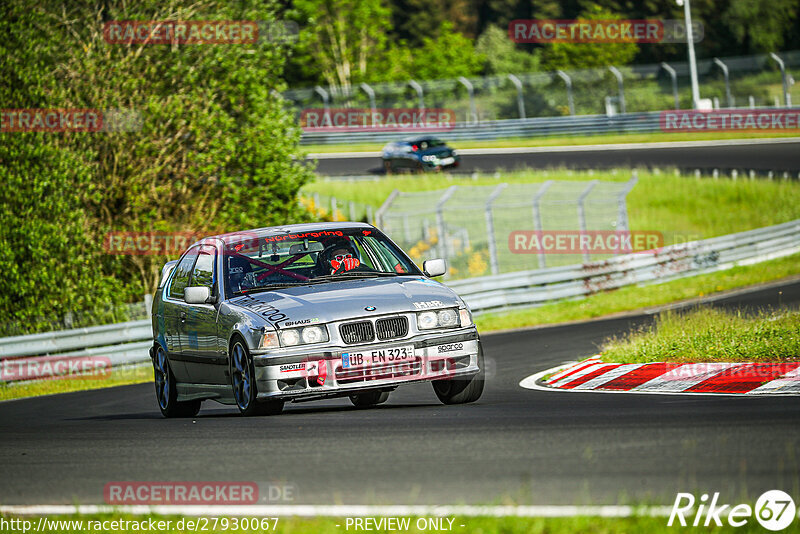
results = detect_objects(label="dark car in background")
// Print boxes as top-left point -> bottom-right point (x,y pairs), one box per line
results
381,137 -> 459,173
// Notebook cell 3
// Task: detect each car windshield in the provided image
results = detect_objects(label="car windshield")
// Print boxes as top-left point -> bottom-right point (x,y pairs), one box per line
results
408,138 -> 445,150
223,228 -> 421,297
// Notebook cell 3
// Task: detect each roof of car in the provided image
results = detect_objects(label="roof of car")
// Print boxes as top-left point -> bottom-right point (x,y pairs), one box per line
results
400,136 -> 444,144
196,221 -> 376,246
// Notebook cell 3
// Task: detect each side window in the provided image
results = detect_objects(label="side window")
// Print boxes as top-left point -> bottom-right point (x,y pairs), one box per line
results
189,246 -> 216,289
168,248 -> 199,299
353,238 -> 376,270
366,237 -> 414,274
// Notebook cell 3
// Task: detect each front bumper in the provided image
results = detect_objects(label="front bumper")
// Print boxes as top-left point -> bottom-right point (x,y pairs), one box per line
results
251,328 -> 481,401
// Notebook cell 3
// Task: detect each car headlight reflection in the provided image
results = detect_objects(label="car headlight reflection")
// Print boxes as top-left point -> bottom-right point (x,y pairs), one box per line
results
417,311 -> 438,329
279,329 -> 301,346
437,309 -> 458,327
417,308 -> 460,330
301,325 -> 326,344
277,325 -> 329,347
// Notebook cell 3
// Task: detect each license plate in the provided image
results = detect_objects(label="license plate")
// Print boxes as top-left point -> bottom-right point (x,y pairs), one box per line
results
341,345 -> 415,369
438,157 -> 455,165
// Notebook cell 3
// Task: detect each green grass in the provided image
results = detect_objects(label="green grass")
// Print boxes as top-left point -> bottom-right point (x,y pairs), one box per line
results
302,131 -> 800,153
0,513 -> 777,533
4,255 -> 798,402
304,168 -> 800,246
601,308 -> 800,364
0,365 -> 151,402
475,253 -> 800,332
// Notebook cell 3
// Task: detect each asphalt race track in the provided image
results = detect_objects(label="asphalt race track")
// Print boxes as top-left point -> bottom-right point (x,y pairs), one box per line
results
1,280 -> 799,507
311,139 -> 800,176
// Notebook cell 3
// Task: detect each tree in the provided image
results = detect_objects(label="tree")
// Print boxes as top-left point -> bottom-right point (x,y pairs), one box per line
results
291,0 -> 392,95
390,0 -> 478,45
723,0 -> 798,53
1,0 -> 315,331
476,24 -> 542,74
542,3 -> 639,70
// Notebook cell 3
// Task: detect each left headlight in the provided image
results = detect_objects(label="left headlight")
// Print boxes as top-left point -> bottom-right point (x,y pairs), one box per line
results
417,308 -> 460,330
278,325 -> 329,347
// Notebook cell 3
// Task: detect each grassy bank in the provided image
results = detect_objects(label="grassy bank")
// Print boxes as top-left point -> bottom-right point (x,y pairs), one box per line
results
601,308 -> 800,364
0,513 -> 776,534
475,253 -> 800,332
303,169 -> 800,245
303,131 -> 800,153
0,365 -> 151,402
4,256 -> 798,402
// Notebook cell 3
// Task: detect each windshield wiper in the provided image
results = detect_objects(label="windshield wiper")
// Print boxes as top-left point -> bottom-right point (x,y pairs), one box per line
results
314,271 -> 399,281
238,281 -> 319,294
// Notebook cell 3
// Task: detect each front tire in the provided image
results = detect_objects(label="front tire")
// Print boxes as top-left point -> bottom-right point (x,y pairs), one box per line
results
153,345 -> 201,418
349,389 -> 390,408
230,339 -> 284,416
432,349 -> 485,405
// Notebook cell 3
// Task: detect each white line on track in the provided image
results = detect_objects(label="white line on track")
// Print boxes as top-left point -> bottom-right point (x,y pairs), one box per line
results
307,137 -> 800,159
0,504 -> 676,517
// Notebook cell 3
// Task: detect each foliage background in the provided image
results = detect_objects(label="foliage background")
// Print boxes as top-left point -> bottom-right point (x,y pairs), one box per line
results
3,0 -> 800,332
0,0 -> 316,333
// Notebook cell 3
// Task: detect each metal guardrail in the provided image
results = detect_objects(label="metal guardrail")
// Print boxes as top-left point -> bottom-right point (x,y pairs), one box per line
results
0,320 -> 152,383
1,220 -> 798,382
300,107 -> 800,145
301,111 -> 666,144
449,219 -> 800,313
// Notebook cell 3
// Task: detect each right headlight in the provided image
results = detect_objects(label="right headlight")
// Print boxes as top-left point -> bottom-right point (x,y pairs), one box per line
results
417,308 -> 460,330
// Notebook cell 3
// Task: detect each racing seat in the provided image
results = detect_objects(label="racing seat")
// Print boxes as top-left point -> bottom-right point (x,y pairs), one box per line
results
227,254 -> 254,293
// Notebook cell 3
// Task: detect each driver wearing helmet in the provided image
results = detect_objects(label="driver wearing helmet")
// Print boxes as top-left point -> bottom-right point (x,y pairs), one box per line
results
320,238 -> 361,274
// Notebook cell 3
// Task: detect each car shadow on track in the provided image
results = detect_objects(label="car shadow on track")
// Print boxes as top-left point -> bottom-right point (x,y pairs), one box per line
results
66,401 -> 444,421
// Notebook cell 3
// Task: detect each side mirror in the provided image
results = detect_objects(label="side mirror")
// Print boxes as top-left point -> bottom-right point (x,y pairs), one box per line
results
184,286 -> 212,304
423,258 -> 447,277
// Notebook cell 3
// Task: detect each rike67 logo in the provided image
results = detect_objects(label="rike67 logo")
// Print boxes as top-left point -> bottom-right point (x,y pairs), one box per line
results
668,490 -> 796,530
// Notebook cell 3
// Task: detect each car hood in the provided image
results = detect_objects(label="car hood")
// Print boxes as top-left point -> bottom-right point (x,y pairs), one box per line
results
420,147 -> 453,157
228,276 -> 462,328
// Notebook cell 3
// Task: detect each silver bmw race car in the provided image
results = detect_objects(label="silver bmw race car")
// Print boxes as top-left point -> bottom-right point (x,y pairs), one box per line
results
150,222 -> 484,417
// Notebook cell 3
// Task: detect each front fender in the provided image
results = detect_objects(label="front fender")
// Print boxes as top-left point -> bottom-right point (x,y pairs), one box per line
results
228,322 -> 266,354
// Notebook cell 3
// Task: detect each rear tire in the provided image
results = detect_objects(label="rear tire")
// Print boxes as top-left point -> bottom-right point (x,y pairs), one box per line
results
349,390 -> 390,407
432,349 -> 485,405
230,339 -> 284,416
153,345 -> 201,418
